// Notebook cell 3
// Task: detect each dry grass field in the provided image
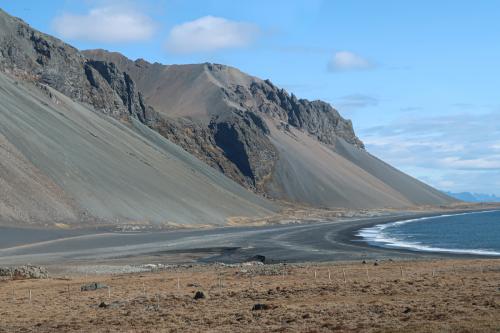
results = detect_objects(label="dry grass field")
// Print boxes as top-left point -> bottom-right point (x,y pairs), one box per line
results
0,259 -> 499,332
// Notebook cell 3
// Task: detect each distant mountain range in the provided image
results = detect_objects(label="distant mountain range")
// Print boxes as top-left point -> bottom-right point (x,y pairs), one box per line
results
444,192 -> 500,203
0,8 -> 455,227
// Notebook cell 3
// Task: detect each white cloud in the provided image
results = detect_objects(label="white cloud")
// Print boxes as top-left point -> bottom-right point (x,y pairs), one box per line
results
328,51 -> 374,72
165,16 -> 259,54
360,111 -> 500,194
52,7 -> 156,43
437,156 -> 500,170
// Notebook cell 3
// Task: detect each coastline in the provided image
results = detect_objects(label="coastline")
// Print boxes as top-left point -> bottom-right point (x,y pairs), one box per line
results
340,208 -> 500,260
2,207 -> 500,273
353,209 -> 500,256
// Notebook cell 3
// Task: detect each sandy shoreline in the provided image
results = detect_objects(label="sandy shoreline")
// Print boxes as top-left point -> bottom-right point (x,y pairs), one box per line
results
1,207 -> 499,274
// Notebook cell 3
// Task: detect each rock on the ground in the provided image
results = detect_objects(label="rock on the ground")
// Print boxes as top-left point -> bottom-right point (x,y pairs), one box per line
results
252,303 -> 270,311
81,282 -> 108,292
0,265 -> 49,279
193,291 -> 206,300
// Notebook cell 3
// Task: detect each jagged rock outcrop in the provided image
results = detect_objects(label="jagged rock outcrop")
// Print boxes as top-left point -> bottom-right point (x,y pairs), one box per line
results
210,111 -> 277,188
233,78 -> 364,148
0,9 -> 151,122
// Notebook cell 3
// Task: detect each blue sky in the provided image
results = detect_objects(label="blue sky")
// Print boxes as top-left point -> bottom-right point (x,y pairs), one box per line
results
2,0 -> 499,195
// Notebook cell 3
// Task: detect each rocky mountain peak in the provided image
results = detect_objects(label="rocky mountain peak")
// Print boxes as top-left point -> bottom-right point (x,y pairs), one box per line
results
82,50 -> 365,192
0,13 -> 149,122
84,49 -> 363,151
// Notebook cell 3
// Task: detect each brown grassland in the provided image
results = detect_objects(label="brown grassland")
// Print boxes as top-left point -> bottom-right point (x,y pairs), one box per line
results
0,259 -> 499,333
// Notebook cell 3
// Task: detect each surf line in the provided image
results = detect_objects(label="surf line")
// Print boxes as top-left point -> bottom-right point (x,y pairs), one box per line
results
356,209 -> 500,256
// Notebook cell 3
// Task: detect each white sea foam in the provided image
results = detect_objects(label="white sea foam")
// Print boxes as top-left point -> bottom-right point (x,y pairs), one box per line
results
357,210 -> 500,256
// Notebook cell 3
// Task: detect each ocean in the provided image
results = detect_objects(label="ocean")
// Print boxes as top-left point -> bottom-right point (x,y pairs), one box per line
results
358,210 -> 500,256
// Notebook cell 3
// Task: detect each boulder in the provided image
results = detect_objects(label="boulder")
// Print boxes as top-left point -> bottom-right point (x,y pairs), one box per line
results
193,291 -> 206,300
252,303 -> 270,311
81,282 -> 108,292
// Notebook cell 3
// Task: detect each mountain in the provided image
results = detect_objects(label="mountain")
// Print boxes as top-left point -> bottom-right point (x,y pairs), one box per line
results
0,9 -> 276,226
0,8 -> 455,227
444,192 -> 500,203
83,49 -> 455,208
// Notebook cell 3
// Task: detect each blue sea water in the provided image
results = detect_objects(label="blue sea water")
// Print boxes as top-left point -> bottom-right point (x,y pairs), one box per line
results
358,210 -> 500,256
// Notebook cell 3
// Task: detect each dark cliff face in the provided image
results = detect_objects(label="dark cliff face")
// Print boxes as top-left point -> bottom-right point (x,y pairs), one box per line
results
151,109 -> 277,191
210,111 -> 278,189
224,78 -> 364,149
0,10 -> 149,122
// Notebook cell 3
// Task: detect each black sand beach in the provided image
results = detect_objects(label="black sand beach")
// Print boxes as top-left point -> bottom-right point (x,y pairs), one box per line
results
2,209 -> 496,272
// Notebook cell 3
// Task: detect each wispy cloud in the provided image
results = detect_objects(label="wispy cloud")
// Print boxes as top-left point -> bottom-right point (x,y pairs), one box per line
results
437,156 -> 500,170
52,6 -> 157,43
165,16 -> 259,54
328,51 -> 374,72
361,112 -> 500,194
335,94 -> 379,110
